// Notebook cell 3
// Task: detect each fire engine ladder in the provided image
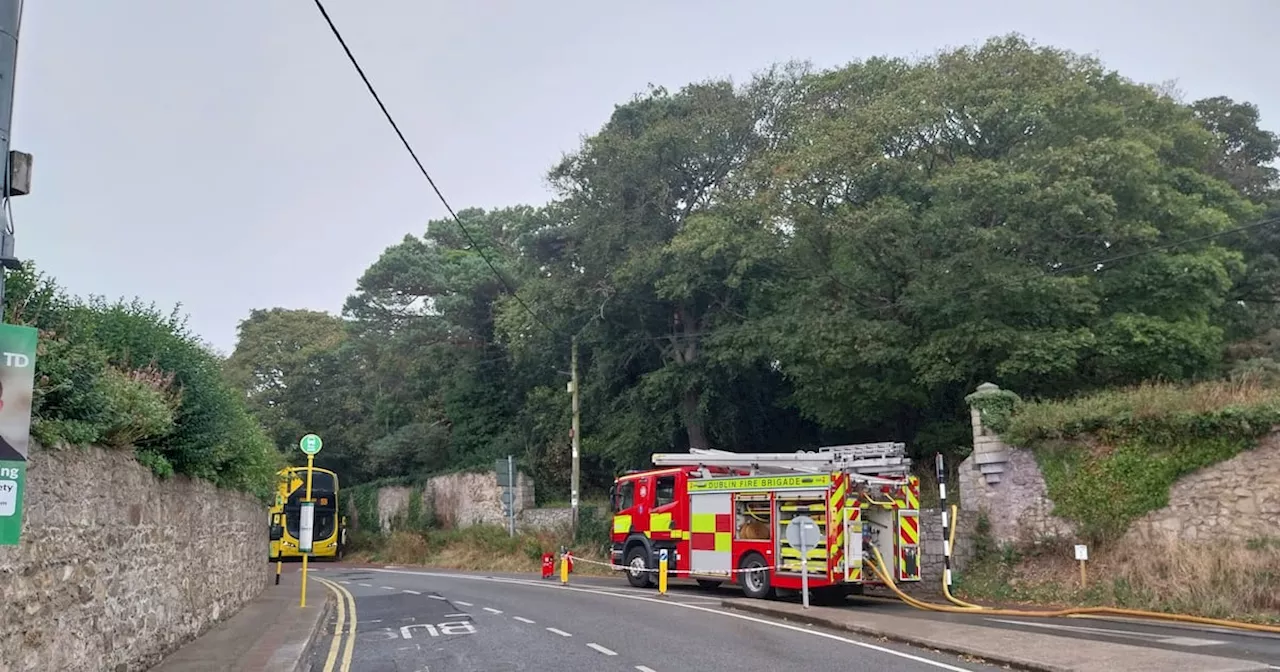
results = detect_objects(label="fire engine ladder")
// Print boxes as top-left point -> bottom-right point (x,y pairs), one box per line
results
651,443 -> 911,480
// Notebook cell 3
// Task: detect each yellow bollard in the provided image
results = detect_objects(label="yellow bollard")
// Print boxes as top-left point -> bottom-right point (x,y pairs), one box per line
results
560,552 -> 569,585
275,560 -> 282,586
658,550 -> 668,595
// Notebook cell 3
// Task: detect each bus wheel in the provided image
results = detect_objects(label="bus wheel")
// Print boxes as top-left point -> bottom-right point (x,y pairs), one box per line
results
624,546 -> 654,588
738,553 -> 773,599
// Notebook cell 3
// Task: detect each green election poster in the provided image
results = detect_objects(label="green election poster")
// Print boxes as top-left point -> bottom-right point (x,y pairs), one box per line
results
0,324 -> 38,546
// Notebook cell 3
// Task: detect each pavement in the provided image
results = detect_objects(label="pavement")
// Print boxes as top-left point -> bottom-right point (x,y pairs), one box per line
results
148,565 -> 333,672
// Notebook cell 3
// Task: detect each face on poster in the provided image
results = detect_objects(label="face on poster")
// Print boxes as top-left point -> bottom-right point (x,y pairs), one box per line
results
0,324 -> 39,545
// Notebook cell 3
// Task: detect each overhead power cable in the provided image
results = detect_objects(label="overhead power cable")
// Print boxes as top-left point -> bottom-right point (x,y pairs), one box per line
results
310,0 -> 557,337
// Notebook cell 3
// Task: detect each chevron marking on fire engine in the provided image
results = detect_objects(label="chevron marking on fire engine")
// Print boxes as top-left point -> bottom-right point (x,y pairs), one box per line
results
907,476 -> 920,510
846,506 -> 863,582
900,513 -> 919,546
828,472 -> 845,576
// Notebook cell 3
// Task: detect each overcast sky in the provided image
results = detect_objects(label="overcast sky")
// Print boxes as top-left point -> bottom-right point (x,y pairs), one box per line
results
12,0 -> 1278,354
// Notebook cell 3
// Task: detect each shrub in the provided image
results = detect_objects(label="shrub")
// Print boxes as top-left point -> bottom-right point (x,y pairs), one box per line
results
8,264 -> 281,498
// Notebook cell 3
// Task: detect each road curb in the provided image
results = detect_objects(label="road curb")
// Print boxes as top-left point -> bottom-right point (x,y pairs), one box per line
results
288,581 -> 337,672
720,599 -> 1057,672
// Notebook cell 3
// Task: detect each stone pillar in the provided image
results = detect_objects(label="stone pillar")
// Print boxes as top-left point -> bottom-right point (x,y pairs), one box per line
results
968,382 -> 1012,486
958,382 -> 1074,544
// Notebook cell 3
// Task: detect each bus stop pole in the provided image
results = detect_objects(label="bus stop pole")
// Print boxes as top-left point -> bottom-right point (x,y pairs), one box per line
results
300,455 -> 314,607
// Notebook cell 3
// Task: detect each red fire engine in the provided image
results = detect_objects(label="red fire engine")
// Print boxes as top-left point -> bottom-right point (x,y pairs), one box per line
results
609,443 -> 921,599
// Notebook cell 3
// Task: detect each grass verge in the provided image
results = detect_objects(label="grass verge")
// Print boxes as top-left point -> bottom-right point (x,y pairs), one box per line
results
956,531 -> 1280,623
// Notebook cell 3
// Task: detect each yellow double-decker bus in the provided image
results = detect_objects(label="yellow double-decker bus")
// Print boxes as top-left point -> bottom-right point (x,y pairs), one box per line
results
269,466 -> 345,561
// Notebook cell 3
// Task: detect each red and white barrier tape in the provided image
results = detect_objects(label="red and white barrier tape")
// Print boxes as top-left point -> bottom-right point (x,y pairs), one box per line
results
567,555 -> 776,575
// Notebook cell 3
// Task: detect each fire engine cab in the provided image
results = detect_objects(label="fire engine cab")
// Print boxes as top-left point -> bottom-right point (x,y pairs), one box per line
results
609,443 -> 921,599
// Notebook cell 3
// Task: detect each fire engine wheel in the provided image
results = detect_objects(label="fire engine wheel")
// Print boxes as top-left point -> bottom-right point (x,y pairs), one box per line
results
738,553 -> 774,599
624,546 -> 654,588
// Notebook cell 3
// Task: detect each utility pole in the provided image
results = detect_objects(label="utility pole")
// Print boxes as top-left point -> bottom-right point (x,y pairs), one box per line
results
0,0 -> 32,315
569,336 -> 581,538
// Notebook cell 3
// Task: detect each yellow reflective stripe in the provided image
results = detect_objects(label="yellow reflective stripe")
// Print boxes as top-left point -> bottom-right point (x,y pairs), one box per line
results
613,514 -> 632,534
688,474 -> 831,492
691,513 -> 717,533
714,532 -> 731,553
780,547 -> 827,559
650,511 -> 672,532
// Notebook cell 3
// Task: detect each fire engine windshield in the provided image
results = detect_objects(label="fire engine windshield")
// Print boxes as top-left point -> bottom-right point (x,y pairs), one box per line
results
611,480 -> 635,513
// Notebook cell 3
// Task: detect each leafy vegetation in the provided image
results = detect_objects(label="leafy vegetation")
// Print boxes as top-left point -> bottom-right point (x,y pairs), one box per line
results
1002,381 -> 1280,542
224,35 -> 1280,497
6,266 -> 281,498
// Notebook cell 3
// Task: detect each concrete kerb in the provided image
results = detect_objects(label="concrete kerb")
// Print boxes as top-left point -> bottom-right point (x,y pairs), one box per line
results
270,578 -> 338,672
720,599 -> 1060,672
296,588 -> 337,672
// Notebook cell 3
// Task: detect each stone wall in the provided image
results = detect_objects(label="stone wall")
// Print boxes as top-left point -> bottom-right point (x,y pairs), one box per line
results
918,508 -> 974,582
1125,432 -> 1280,545
518,506 -> 573,532
0,445 -> 267,672
367,469 -> 544,532
957,382 -> 1280,548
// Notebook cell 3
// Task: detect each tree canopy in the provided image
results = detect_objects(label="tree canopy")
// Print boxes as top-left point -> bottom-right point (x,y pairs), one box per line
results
225,35 -> 1279,497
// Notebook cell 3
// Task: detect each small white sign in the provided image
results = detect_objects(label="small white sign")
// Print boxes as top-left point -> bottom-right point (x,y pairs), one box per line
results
1074,544 -> 1088,561
299,502 -> 315,552
0,480 -> 15,516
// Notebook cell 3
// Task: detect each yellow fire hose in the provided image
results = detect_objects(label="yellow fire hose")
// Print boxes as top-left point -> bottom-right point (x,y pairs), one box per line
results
863,509 -> 1280,635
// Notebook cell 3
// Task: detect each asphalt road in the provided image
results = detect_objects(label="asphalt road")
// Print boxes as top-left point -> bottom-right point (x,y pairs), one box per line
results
305,566 -> 1007,672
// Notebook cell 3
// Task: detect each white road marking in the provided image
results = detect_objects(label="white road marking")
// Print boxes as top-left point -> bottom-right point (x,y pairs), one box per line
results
483,607 -> 503,614
368,568 -> 975,672
381,586 -> 396,590
513,616 -> 536,624
339,580 -> 351,584
403,589 -> 421,595
455,601 -> 473,606
587,643 -> 617,656
636,667 -> 657,672
427,595 -> 446,601
444,613 -> 469,618
358,583 -> 373,587
546,627 -> 572,637
986,619 -> 1226,647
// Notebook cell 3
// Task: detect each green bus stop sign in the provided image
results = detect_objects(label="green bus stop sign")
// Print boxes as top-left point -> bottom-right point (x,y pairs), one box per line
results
299,433 -> 323,455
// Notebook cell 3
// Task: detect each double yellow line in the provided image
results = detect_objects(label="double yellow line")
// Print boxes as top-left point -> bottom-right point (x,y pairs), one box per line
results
314,576 -> 357,672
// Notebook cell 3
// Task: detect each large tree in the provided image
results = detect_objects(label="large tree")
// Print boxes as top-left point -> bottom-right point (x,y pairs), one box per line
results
229,35 -> 1279,488
223,308 -> 347,453
727,36 -> 1260,456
